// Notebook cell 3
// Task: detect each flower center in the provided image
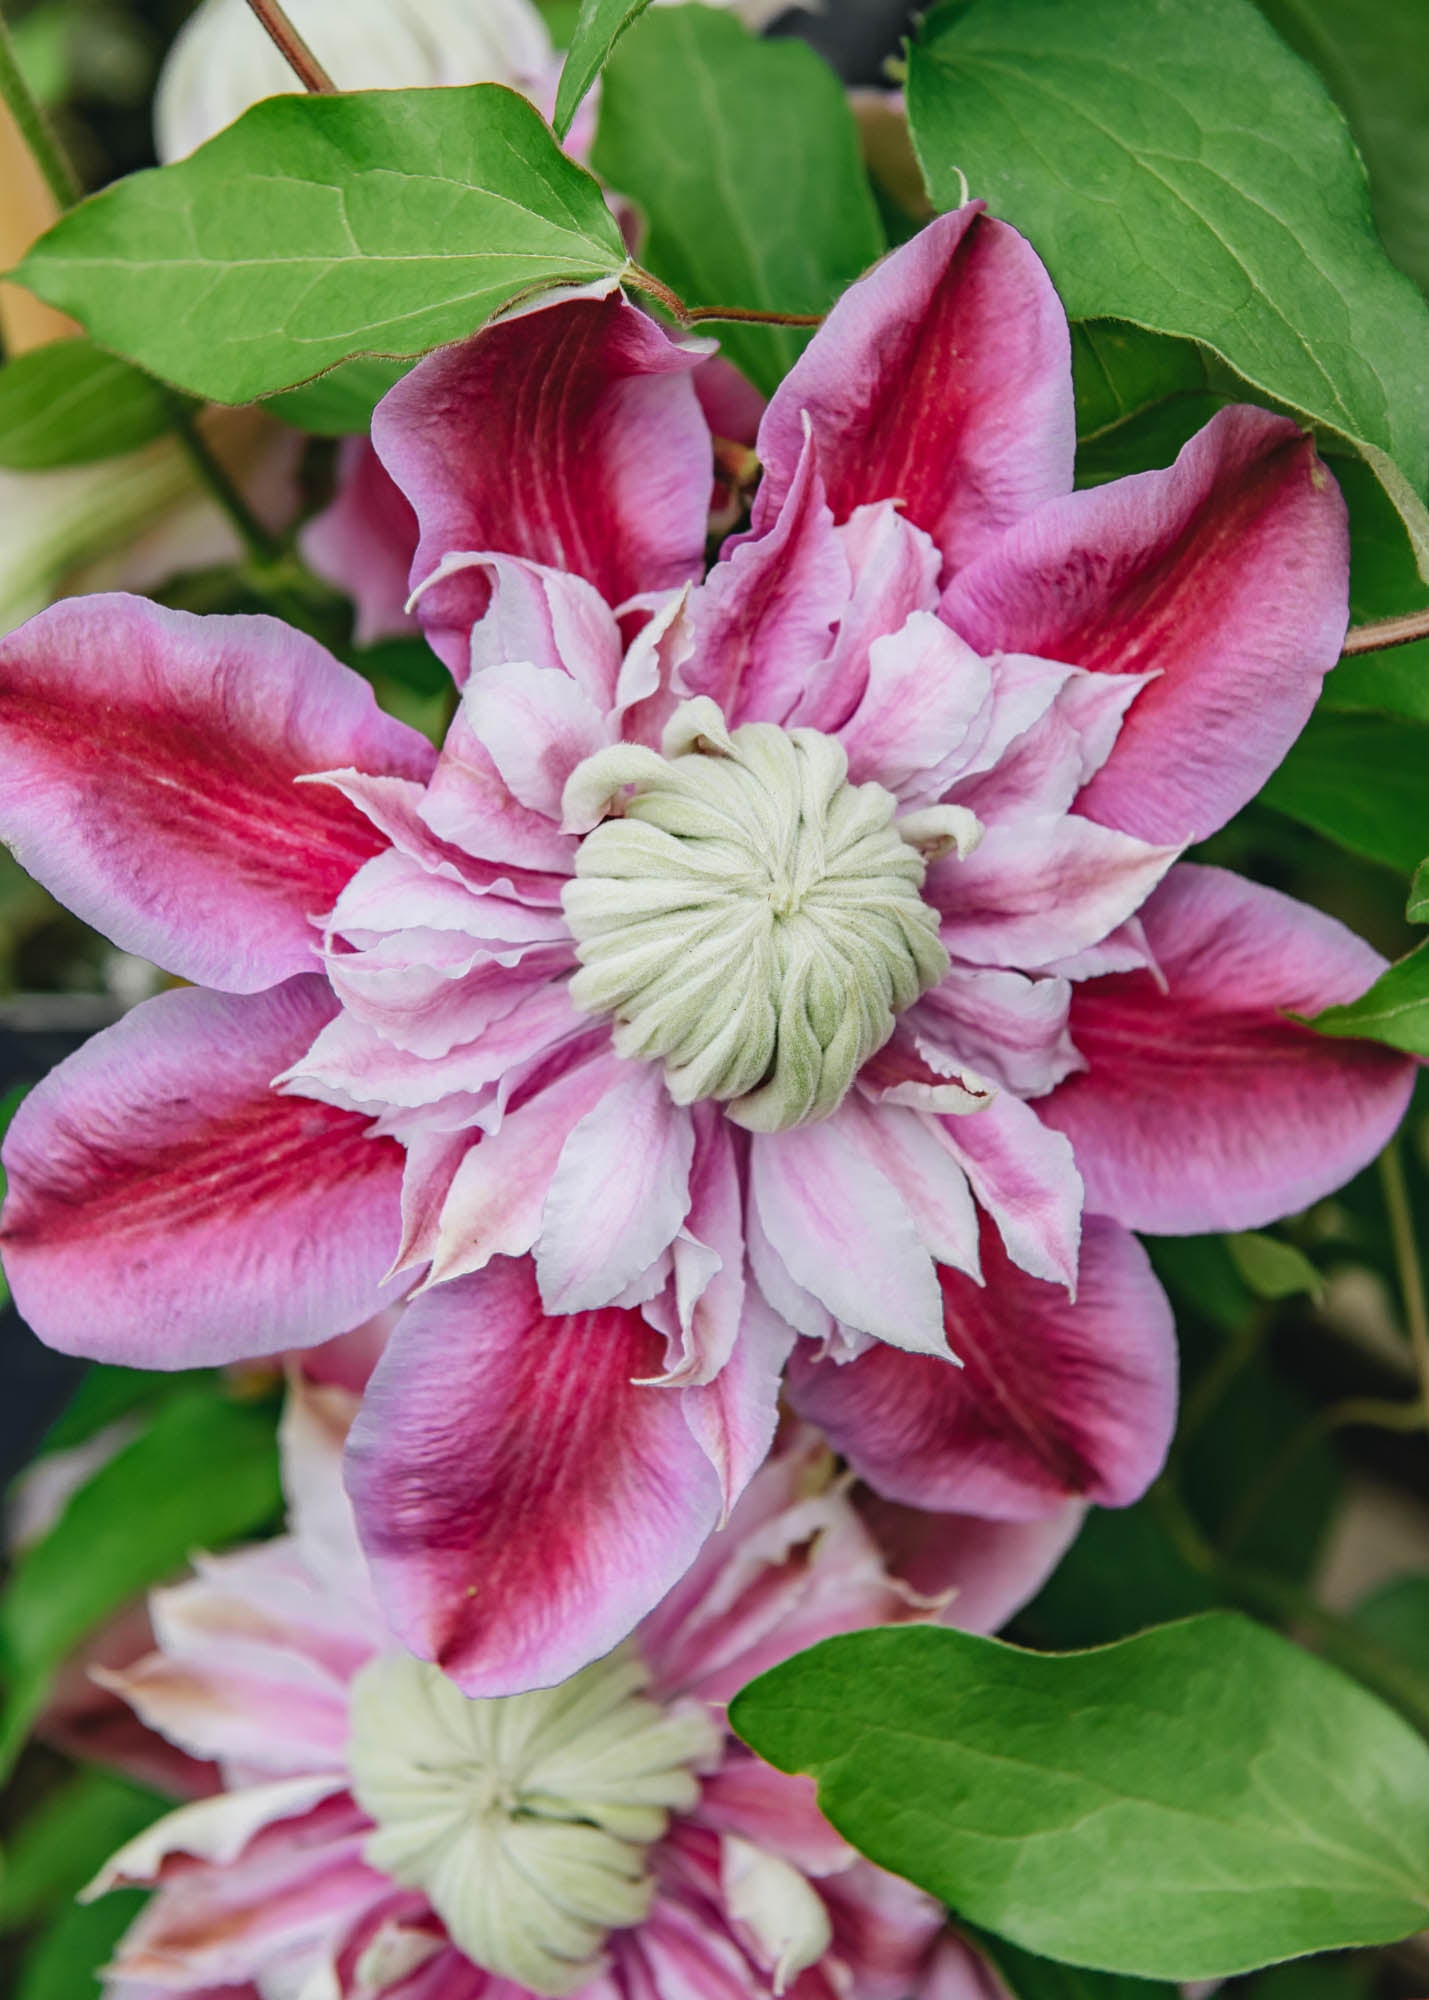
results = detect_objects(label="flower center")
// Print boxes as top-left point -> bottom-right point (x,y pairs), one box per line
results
561,698 -> 979,1132
346,1646 -> 719,1997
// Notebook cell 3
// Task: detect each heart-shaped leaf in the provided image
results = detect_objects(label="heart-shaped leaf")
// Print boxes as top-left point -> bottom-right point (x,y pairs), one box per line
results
731,1614 -> 1429,1980
13,86 -> 630,405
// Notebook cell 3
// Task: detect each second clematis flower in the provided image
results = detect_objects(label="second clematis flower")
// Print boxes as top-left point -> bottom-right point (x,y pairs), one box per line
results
0,205 -> 1413,1691
86,1379 -> 1058,2000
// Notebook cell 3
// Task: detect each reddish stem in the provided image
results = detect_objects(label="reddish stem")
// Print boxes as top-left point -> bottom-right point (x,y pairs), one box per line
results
1342,608 -> 1429,656
243,0 -> 336,92
625,263 -> 824,331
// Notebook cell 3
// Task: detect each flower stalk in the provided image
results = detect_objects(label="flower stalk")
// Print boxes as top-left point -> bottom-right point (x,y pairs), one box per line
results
0,6 -> 81,211
1342,607 -> 1429,654
242,0 -> 336,92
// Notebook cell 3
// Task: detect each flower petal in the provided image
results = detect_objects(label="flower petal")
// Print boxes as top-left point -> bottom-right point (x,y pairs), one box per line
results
0,594 -> 433,991
934,1093 -> 1082,1291
681,428 -> 849,725
346,1260 -> 723,1694
838,612 -> 992,803
750,1112 -> 947,1355
1040,863 -> 1417,1232
537,1062 -> 696,1312
928,813 -> 1179,971
1,979 -> 405,1364
752,204 -> 1074,575
858,1494 -> 1083,1635
301,437 -> 419,648
942,406 -> 1349,844
788,1216 -> 1176,1519
374,296 -> 712,679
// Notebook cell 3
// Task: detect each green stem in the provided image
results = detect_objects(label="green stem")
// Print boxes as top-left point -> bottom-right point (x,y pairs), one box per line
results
1380,1138 -> 1429,1419
168,404 -> 281,568
0,5 -> 81,210
1151,1479 -> 1429,1737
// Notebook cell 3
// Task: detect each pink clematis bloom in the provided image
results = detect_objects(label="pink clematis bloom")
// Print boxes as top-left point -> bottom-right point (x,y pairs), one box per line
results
0,208 -> 1412,1691
89,1380 -> 1057,2000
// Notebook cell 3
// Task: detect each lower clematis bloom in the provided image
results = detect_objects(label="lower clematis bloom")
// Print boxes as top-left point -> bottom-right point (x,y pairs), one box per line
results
90,1381 -> 1054,2000
0,205 -> 1413,1691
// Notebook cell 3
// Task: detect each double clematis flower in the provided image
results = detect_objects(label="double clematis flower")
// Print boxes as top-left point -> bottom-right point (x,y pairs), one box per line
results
0,205 -> 1412,1692
89,1379 -> 1052,2000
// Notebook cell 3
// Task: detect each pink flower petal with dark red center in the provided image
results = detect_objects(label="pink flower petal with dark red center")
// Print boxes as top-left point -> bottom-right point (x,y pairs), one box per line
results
682,428 -> 850,724
1,978 -> 405,1365
942,406 -> 1349,845
345,1260 -> 723,1695
787,1216 -> 1176,1519
1040,863 -> 1418,1233
0,594 -> 433,992
373,294 -> 712,680
752,204 -> 1074,576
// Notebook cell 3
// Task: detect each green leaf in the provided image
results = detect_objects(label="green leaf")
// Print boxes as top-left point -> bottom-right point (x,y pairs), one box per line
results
977,1933 -> 1172,2000
906,0 -> 1429,571
265,355 -> 414,435
14,86 -> 630,405
1258,712 -> 1429,873
730,1614 -> 1429,1980
1319,455 -> 1429,723
1255,0 -> 1429,294
0,340 -> 179,469
1226,1231 -> 1325,1303
554,0 -> 652,141
13,1891 -> 145,2000
0,1389 -> 281,1781
1409,860 -> 1429,923
0,1771 -> 165,1933
1309,938 -> 1429,1055
592,8 -> 884,396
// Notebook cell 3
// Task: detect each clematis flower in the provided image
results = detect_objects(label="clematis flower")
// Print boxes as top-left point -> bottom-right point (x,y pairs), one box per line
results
88,1379 -> 1058,2000
0,208 -> 1413,1691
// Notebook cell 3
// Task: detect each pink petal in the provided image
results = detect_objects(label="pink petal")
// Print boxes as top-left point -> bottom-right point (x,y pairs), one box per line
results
680,1291 -> 792,1516
910,966 -> 1080,1098
838,613 -> 992,803
641,1428 -> 918,1706
929,812 -> 1179,971
858,1494 -> 1083,1634
942,406 -> 1350,844
841,1096 -> 981,1280
1,979 -> 405,1364
465,660 -> 612,820
103,1800 -> 379,1989
682,430 -> 849,725
1040,863 -> 1417,1232
789,504 -> 942,734
300,438 -> 419,648
694,354 -> 766,447
424,1045 -> 621,1284
0,595 -> 433,992
346,1260 -> 723,1694
750,1112 -> 947,1354
537,1062 -> 696,1312
419,703 -> 576,875
696,1756 -> 852,1878
752,205 -> 1074,576
788,1216 -> 1177,1519
373,296 -> 712,679
933,1093 -> 1082,1290
468,553 -> 625,709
